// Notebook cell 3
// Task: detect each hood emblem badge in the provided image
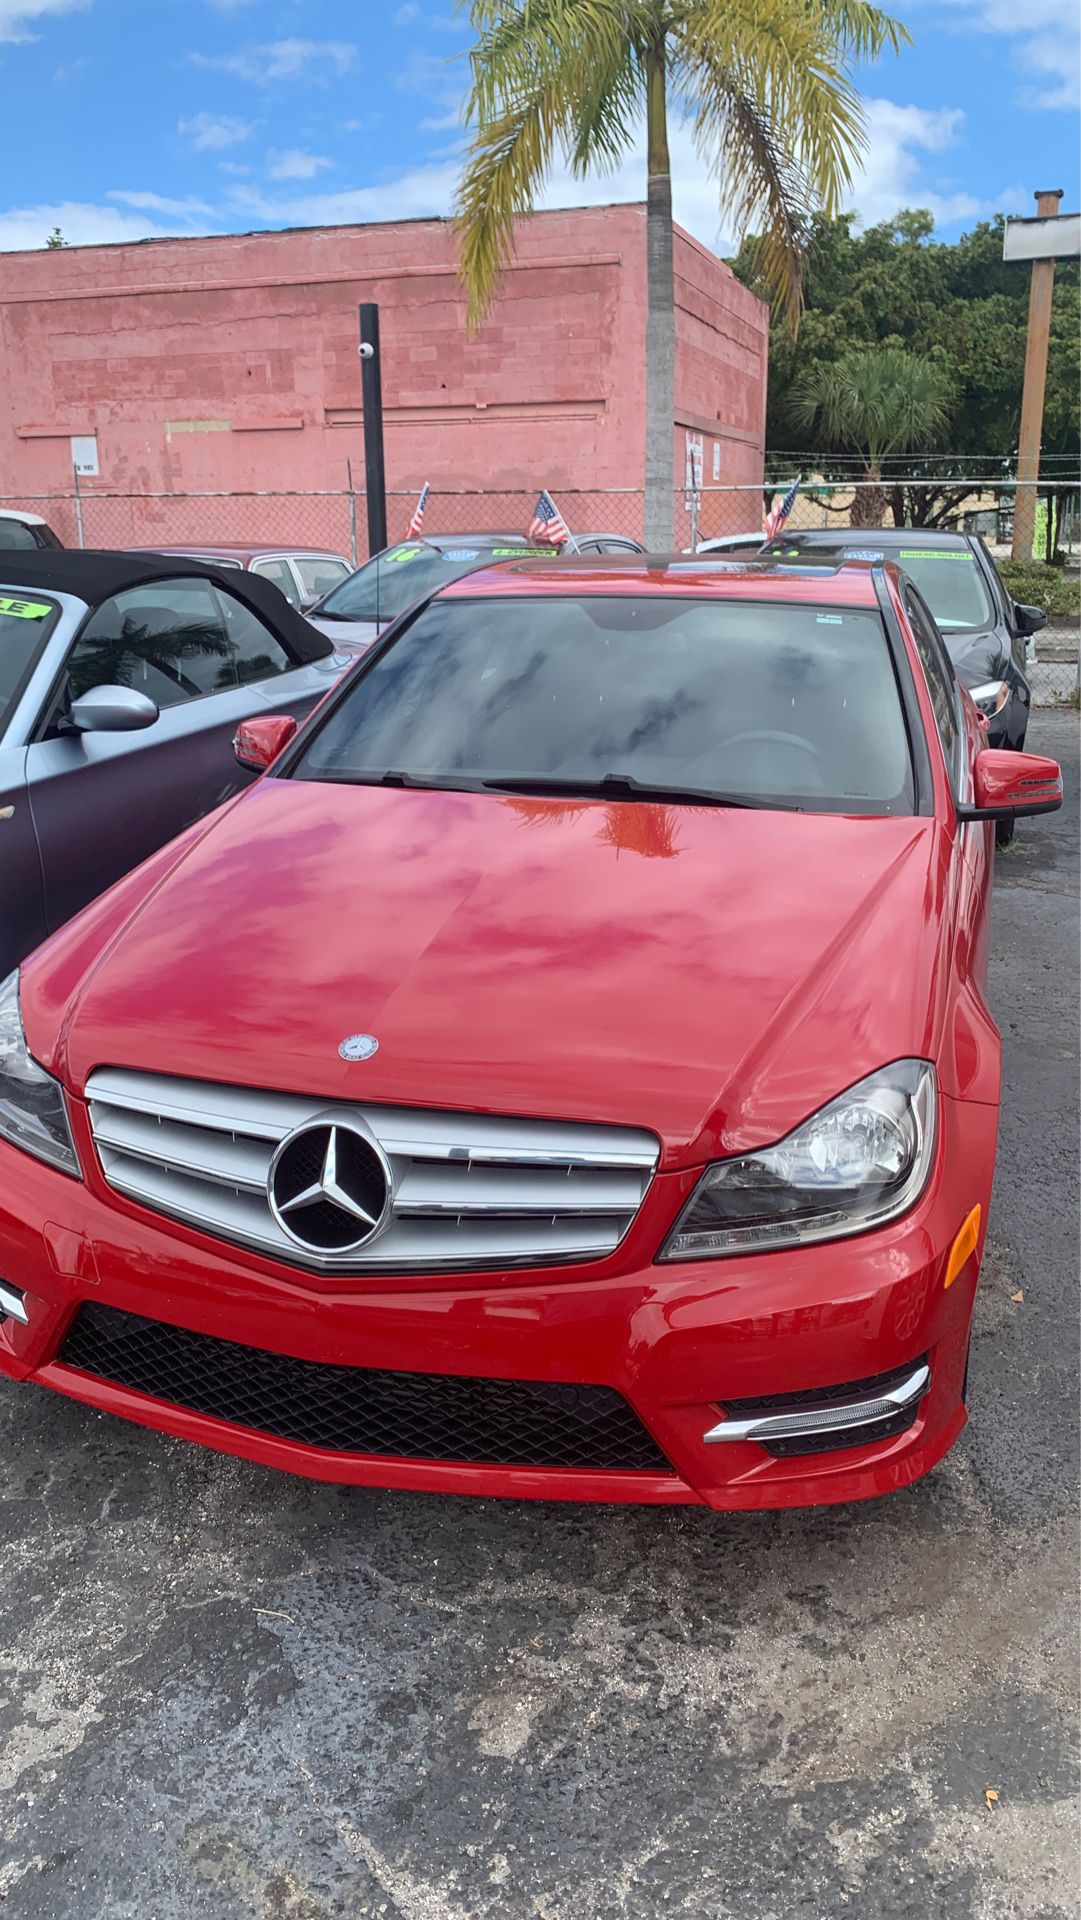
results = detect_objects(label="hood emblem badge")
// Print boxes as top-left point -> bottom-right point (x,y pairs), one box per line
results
339,1034 -> 379,1062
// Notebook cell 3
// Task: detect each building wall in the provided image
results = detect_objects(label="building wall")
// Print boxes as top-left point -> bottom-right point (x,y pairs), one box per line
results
0,203 -> 767,546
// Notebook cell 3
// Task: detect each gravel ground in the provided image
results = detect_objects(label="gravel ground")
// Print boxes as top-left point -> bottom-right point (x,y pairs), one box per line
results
1,713 -> 1077,1920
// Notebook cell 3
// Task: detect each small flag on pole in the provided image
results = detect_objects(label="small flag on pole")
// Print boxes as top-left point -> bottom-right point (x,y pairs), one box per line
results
763,474 -> 801,543
408,481 -> 430,537
529,488 -> 570,547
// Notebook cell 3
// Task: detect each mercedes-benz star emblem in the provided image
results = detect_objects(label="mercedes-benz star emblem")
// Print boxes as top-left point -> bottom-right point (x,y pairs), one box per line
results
339,1033 -> 379,1062
268,1118 -> 392,1256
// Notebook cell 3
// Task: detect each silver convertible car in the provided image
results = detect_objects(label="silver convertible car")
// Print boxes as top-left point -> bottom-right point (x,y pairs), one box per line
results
0,551 -> 345,974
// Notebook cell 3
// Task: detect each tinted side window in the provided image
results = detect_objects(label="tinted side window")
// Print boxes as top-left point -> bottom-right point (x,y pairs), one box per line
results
69,579 -> 293,708
905,588 -> 958,771
251,557 -> 301,606
0,518 -> 40,550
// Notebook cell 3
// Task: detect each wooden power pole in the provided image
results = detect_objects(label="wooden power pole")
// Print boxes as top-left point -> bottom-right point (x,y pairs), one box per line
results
1011,189 -> 1064,563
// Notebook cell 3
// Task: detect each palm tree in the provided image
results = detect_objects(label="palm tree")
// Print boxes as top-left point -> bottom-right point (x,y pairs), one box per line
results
789,346 -> 952,525
454,0 -> 908,548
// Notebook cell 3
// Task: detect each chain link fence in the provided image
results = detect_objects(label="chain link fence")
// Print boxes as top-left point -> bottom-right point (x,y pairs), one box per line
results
4,480 -> 1077,703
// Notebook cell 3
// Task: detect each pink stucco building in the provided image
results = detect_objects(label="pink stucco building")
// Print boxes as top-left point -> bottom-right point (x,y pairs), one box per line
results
0,203 -> 768,550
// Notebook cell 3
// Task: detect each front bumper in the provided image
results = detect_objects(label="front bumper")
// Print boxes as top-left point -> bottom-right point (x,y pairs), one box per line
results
0,1091 -> 997,1510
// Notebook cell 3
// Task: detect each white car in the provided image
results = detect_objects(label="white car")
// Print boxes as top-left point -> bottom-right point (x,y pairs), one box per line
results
0,508 -> 63,551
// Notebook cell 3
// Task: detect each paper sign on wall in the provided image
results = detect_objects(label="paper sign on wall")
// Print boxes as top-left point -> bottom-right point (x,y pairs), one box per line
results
70,435 -> 99,477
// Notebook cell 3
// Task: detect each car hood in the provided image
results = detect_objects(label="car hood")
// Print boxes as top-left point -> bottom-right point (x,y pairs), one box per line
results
26,782 -> 948,1166
305,614 -> 379,651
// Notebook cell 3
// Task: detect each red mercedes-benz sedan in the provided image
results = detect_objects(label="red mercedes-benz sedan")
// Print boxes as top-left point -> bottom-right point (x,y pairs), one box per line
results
0,555 -> 1062,1510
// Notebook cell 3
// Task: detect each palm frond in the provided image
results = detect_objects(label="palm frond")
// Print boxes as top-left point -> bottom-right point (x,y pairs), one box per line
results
674,0 -> 875,333
455,0 -> 641,327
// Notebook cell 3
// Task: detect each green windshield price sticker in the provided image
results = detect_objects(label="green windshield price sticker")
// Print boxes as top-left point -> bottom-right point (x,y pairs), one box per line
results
387,546 -> 423,564
0,595 -> 51,619
898,550 -> 967,561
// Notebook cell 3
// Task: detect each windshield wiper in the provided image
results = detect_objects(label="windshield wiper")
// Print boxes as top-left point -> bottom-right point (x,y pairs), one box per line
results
306,768 -> 485,791
308,606 -> 367,622
480,772 -> 769,809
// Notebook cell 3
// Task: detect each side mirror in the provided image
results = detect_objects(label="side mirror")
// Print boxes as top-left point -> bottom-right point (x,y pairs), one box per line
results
233,713 -> 297,772
957,748 -> 1063,823
1014,602 -> 1047,637
68,685 -> 159,733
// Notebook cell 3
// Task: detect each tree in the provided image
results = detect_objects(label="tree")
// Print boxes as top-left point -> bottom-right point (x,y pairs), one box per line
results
789,346 -> 951,523
45,227 -> 68,249
454,0 -> 908,548
731,209 -> 1081,526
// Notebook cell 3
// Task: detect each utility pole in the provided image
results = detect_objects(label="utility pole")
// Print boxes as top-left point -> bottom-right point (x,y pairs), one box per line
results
1011,189 -> 1063,563
358,302 -> 387,557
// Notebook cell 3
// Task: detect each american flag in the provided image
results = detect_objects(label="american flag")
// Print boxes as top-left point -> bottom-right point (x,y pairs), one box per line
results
529,489 -> 570,546
408,481 -> 430,537
763,474 -> 801,542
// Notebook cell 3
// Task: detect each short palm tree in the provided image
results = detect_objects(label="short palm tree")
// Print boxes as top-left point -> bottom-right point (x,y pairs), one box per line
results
789,346 -> 952,524
454,0 -> 909,547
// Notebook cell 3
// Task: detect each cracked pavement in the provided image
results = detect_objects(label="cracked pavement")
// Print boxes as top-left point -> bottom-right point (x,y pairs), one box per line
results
0,712 -> 1077,1919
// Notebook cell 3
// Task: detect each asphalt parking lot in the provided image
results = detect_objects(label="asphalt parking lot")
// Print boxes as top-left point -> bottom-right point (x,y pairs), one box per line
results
1,710 -> 1077,1920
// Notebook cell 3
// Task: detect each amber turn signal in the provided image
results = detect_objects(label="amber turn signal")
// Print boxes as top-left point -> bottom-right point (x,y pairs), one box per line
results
944,1205 -> 981,1289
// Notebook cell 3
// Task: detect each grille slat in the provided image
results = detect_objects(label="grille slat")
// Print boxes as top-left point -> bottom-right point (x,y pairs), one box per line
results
59,1304 -> 672,1473
86,1068 -> 659,1274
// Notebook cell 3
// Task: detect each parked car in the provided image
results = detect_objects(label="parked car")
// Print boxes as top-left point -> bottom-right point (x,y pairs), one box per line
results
0,550 -> 346,973
762,528 -> 1043,750
689,533 -> 765,556
0,551 -> 1061,1509
0,508 -> 63,551
127,546 -> 352,612
307,531 -> 645,649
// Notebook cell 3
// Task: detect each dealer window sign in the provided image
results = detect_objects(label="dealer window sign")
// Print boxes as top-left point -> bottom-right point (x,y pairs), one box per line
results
70,435 -> 99,477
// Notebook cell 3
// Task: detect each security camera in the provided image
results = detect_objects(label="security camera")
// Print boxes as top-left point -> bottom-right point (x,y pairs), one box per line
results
358,341 -> 375,360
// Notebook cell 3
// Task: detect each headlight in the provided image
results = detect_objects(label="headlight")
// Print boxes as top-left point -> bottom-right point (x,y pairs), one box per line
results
660,1060 -> 936,1260
0,970 -> 80,1176
969,680 -> 1010,717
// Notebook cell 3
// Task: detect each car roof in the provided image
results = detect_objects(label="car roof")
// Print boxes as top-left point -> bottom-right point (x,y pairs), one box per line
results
126,545 -> 349,562
409,533 -> 536,552
771,528 -> 971,549
0,549 -> 333,662
439,551 -> 884,606
0,507 -> 47,525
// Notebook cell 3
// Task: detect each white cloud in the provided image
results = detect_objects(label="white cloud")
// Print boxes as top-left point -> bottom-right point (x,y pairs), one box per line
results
937,0 -> 1080,109
178,111 -> 254,152
222,160 -> 462,228
0,0 -> 87,43
108,189 -> 215,217
266,149 -> 333,182
393,2 -> 419,19
845,99 -> 986,228
0,198 -> 206,251
191,38 -> 356,84
420,108 -> 462,132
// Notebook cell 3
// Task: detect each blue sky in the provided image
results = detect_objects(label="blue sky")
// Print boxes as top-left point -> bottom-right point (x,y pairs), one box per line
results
0,0 -> 1077,255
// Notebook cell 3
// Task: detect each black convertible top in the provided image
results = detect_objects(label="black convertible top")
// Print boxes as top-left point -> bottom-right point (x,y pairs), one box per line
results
0,549 -> 334,663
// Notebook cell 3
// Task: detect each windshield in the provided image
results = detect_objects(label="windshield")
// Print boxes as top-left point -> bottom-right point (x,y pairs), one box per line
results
316,543 -> 556,626
0,592 -> 59,736
291,594 -> 915,814
892,548 -> 996,633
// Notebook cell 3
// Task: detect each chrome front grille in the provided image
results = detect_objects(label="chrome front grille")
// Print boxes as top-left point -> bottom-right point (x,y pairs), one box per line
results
86,1068 -> 659,1274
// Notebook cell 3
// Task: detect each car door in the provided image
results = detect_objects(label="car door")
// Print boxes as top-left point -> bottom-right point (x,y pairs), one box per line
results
0,590 -> 74,972
25,575 -> 341,938
904,583 -> 994,985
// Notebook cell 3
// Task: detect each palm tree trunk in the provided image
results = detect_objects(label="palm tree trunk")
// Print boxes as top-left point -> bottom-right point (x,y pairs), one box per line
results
644,34 -> 675,551
852,460 -> 887,528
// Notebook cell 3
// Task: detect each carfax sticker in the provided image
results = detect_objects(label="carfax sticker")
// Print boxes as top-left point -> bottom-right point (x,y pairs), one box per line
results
0,596 -> 51,619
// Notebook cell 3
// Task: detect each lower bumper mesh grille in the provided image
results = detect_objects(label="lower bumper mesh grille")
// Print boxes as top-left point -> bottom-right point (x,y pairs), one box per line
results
59,1304 -> 672,1473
